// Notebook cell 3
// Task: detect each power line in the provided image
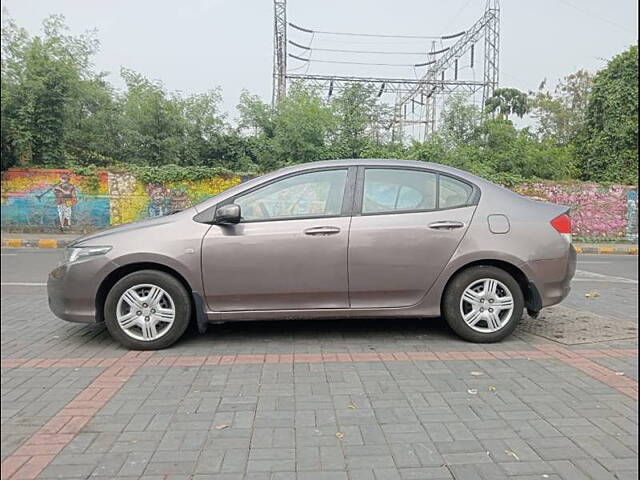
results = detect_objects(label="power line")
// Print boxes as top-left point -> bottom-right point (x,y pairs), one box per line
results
557,0 -> 636,34
289,40 -> 428,56
289,22 -> 465,40
288,53 -> 426,68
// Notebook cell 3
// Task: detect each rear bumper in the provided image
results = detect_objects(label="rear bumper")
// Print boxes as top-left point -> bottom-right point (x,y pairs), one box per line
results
47,257 -> 115,324
527,244 -> 577,309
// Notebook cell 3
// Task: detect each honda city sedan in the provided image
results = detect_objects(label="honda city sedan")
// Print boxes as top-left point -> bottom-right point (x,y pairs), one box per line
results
48,160 -> 577,349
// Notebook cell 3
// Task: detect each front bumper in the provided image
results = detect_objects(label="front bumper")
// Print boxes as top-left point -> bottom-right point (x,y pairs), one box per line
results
47,256 -> 116,324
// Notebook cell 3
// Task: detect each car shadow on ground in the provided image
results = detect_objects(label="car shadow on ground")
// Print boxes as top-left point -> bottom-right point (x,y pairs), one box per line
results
58,316 -> 476,352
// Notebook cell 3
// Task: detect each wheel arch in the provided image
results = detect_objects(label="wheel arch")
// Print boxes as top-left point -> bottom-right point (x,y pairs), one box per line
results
95,262 -> 194,323
441,259 -> 542,313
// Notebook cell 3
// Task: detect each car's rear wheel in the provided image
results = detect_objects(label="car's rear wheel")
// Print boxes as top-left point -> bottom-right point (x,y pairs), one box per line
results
104,270 -> 192,350
442,265 -> 524,343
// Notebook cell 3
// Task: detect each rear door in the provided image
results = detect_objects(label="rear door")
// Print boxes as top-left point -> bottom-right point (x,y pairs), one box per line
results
348,167 -> 477,308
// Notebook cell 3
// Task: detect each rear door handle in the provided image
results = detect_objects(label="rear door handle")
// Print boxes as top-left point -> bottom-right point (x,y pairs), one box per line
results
428,221 -> 465,230
304,226 -> 341,236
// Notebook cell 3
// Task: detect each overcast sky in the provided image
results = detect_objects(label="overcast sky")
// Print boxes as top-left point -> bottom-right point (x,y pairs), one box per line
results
3,0 -> 638,120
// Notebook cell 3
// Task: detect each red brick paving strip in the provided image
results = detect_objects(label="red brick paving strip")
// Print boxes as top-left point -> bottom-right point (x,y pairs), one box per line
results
2,347 -> 637,370
536,345 -> 639,400
0,351 -> 152,480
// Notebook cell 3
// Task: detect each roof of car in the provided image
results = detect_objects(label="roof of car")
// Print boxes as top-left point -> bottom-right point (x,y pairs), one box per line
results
279,159 -> 489,185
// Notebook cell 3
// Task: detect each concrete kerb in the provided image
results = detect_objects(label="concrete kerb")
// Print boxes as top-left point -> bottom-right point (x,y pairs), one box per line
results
1,234 -> 638,254
2,238 -> 74,249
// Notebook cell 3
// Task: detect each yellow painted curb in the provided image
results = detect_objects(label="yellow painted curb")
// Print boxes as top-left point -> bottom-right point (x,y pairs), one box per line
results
5,239 -> 23,248
598,247 -> 616,254
38,239 -> 58,248
574,246 -> 583,254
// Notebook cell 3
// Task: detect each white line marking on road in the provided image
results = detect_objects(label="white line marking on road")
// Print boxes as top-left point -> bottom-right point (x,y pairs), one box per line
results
572,279 -> 639,284
0,282 -> 47,286
0,254 -> 17,256
574,269 -> 638,284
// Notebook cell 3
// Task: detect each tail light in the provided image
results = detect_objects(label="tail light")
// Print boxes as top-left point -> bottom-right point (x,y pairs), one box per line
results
551,213 -> 572,243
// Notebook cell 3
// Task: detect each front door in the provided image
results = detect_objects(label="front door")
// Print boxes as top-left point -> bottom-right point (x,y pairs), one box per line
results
348,167 -> 477,308
201,168 -> 353,311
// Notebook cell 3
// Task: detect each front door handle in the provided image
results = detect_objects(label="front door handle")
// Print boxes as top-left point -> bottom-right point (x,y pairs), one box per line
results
428,221 -> 465,230
304,226 -> 341,236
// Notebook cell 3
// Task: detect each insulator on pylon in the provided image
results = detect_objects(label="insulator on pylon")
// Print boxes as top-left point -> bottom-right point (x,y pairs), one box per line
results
378,83 -> 385,97
470,44 -> 475,68
454,59 -> 458,80
328,80 -> 334,98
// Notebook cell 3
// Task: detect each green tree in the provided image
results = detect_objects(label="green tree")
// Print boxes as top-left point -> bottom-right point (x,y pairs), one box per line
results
484,88 -> 530,119
529,70 -> 593,144
439,94 -> 481,147
1,14 -> 103,167
329,83 -> 391,158
577,45 -> 638,183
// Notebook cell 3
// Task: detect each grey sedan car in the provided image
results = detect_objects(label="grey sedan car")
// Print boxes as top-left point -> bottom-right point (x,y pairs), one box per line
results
48,160 -> 576,349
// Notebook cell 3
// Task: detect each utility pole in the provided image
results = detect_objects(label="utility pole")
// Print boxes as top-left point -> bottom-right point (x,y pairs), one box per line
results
482,0 -> 500,109
272,0 -> 287,105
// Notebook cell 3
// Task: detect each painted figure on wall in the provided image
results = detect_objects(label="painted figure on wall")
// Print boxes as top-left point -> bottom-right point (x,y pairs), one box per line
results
36,174 -> 77,229
169,186 -> 191,213
146,183 -> 170,217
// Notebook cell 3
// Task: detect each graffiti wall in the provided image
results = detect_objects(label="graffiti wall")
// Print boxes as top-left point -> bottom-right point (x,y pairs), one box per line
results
516,182 -> 638,241
1,169 -> 243,231
1,169 -> 638,240
1,169 -> 110,230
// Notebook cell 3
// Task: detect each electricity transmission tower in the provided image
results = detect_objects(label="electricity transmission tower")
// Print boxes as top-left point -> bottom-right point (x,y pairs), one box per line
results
272,0 -> 500,141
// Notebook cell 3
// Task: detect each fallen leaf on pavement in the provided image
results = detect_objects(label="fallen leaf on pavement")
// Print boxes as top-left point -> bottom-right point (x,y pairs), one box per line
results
348,402 -> 358,409
505,449 -> 520,460
585,290 -> 599,299
335,432 -> 344,439
488,386 -> 497,392
470,371 -> 484,376
215,424 -> 229,430
467,389 -> 478,395
615,372 -> 625,376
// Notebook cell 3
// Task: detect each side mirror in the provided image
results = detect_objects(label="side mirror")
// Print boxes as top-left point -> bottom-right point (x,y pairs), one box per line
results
214,203 -> 241,225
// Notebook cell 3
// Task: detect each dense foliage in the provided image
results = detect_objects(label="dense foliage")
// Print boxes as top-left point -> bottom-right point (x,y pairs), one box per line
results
1,15 -> 637,185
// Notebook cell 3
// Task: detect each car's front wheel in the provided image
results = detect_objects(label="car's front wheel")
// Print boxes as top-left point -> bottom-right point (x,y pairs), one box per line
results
442,265 -> 524,343
104,270 -> 192,350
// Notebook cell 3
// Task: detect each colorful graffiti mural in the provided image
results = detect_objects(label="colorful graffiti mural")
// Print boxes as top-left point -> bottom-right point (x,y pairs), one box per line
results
515,182 -> 638,240
107,172 -> 243,226
1,169 -> 638,240
1,169 -> 110,230
1,169 -> 243,230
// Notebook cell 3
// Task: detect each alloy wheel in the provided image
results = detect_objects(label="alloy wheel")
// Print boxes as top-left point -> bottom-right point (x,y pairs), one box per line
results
459,278 -> 515,333
116,284 -> 176,341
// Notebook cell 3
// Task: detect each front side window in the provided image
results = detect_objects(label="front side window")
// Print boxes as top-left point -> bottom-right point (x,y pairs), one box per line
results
235,169 -> 348,221
363,168 -> 437,214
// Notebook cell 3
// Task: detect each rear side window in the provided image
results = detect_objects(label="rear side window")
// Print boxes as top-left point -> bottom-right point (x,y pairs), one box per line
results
362,168 -> 474,214
363,169 -> 437,214
439,175 -> 474,209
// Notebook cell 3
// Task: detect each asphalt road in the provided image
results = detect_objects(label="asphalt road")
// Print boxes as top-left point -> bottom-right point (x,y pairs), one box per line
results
1,248 -> 638,321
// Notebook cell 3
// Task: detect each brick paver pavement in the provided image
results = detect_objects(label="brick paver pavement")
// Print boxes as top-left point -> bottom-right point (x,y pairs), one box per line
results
1,293 -> 638,480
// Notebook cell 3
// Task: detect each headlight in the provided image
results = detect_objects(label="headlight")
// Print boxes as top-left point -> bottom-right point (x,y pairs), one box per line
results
65,246 -> 112,263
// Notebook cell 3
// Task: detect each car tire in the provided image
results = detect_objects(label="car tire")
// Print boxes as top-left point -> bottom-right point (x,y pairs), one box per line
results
442,265 -> 524,343
104,270 -> 192,350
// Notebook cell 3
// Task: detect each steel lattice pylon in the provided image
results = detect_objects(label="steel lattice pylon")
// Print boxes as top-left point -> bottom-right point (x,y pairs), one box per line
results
272,0 -> 500,140
272,0 -> 287,105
